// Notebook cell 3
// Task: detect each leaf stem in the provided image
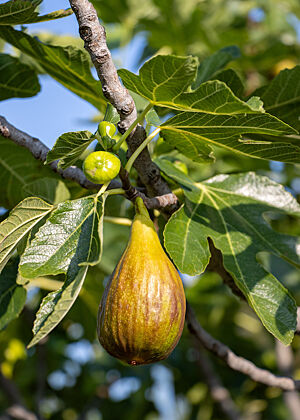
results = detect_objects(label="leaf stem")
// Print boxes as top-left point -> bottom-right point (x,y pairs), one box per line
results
25,277 -> 63,291
105,188 -> 125,196
103,216 -> 132,226
125,127 -> 161,173
113,103 -> 153,152
96,182 -> 109,198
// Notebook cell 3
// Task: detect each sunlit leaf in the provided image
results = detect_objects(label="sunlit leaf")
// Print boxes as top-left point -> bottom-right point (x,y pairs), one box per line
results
46,131 -> 94,170
119,55 -> 263,114
0,198 -> 52,274
27,265 -> 88,348
160,111 -> 299,163
162,165 -> 299,344
0,0 -> 72,25
0,26 -> 106,110
20,196 -> 106,278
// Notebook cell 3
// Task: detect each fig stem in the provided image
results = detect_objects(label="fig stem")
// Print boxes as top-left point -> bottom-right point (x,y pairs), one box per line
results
135,196 -> 151,219
104,188 -> 125,196
113,103 -> 153,152
125,127 -> 161,173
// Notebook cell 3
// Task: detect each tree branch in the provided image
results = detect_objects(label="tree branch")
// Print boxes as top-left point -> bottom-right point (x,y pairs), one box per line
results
276,340 -> 300,420
0,369 -> 38,420
119,167 -> 178,209
68,0 -> 174,202
194,345 -> 244,420
186,303 -> 300,391
0,115 -> 120,190
207,239 -> 245,300
0,116 -> 178,210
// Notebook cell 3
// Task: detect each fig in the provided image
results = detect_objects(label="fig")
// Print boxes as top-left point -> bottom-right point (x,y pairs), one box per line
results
97,197 -> 186,365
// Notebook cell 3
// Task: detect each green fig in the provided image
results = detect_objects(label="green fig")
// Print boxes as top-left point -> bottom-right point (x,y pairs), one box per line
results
97,197 -> 186,365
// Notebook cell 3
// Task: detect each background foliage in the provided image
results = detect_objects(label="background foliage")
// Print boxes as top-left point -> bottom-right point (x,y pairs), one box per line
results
0,0 -> 300,419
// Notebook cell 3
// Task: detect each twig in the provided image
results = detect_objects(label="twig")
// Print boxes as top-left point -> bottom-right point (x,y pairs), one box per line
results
0,115 -> 120,190
68,0 -> 174,201
295,307 -> 300,335
186,303 -> 300,391
0,369 -> 38,420
194,345 -> 244,420
5,405 -> 38,420
207,239 -> 245,300
275,340 -> 300,420
35,341 -> 47,418
0,369 -> 24,406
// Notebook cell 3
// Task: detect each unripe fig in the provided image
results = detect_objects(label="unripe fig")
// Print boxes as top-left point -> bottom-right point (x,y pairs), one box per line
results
83,151 -> 120,184
97,198 -> 186,365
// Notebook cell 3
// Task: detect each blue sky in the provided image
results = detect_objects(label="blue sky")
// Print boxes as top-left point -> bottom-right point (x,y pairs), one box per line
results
0,0 -> 144,148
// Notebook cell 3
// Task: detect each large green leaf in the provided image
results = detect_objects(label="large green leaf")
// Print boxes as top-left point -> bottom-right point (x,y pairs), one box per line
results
0,258 -> 26,331
0,53 -> 40,100
162,166 -> 299,344
23,178 -> 71,205
0,137 -> 57,208
27,8 -> 73,24
19,196 -> 106,279
0,26 -> 106,110
0,197 -> 52,274
27,264 -> 88,348
118,55 -> 262,114
0,1 -> 72,25
260,66 -> 300,131
0,0 -> 41,25
210,68 -> 244,98
160,111 -> 300,163
46,131 -> 94,170
193,45 -> 241,87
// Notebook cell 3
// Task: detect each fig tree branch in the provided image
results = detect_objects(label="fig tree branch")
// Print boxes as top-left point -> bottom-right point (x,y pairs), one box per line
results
0,368 -> 39,420
0,115 -> 120,190
186,303 -> 300,391
276,340 -> 300,420
119,167 -> 178,210
68,0 -> 173,200
0,116 -> 178,210
194,345 -> 244,420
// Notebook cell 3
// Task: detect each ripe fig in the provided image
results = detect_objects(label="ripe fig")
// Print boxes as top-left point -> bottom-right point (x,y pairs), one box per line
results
97,197 -> 186,365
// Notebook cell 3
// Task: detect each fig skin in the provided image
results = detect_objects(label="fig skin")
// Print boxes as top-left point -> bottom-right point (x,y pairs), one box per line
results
97,197 -> 186,365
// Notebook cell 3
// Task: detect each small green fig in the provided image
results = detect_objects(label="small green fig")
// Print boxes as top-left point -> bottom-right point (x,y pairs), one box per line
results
83,151 -> 120,184
97,198 -> 186,365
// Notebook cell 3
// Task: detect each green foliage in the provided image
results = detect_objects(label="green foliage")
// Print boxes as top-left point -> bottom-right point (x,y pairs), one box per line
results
0,53 -> 40,100
0,1 -> 300,418
160,161 -> 299,343
20,196 -> 106,279
0,259 -> 26,331
0,26 -> 106,110
0,197 -> 52,274
46,131 -> 95,170
28,266 -> 88,348
120,55 -> 300,164
0,137 -> 57,208
259,65 -> 300,130
0,1 -> 72,25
